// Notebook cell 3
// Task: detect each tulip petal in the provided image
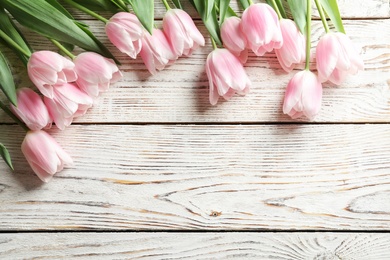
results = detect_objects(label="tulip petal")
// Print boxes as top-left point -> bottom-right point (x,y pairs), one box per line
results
316,34 -> 339,82
11,88 -> 51,131
206,58 -> 219,105
221,17 -> 247,54
28,51 -> 77,98
206,48 -> 251,105
283,71 -> 304,114
29,161 -> 54,182
241,4 -> 282,56
21,130 -> 72,182
301,72 -> 322,120
163,9 -> 204,57
283,70 -> 322,120
74,52 -> 122,97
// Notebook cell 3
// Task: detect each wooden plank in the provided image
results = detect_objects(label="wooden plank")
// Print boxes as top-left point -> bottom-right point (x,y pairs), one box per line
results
325,0 -> 390,18
1,232 -> 390,259
1,124 -> 390,230
1,19 -> 389,123
67,0 -> 390,20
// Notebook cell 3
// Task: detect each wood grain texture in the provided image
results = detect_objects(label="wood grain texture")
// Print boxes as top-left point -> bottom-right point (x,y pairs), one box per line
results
1,124 -> 390,230
1,232 -> 390,259
1,20 -> 389,123
0,0 -> 389,251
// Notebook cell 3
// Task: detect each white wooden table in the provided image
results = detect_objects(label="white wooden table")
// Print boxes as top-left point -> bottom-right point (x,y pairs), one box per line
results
1,0 -> 390,258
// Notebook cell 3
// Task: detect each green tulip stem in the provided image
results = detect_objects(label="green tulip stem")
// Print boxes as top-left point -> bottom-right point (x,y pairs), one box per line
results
0,100 -> 29,131
161,0 -> 171,10
49,39 -> 76,60
0,29 -> 31,58
270,0 -> 283,20
275,0 -> 287,18
315,0 -> 330,33
115,0 -> 129,12
211,37 -> 218,50
305,0 -> 312,70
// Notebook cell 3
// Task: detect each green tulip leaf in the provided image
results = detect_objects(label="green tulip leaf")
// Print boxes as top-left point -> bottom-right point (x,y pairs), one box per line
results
0,143 -> 14,171
0,8 -> 31,65
218,0 -> 231,25
76,23 -> 120,64
238,0 -> 249,10
319,0 -> 345,33
0,49 -> 17,106
72,0 -> 121,13
0,0 -> 114,58
46,0 -> 74,19
191,0 -> 222,46
128,0 -> 154,34
266,0 -> 286,19
287,0 -> 308,35
225,6 -> 237,18
205,0 -> 215,20
172,0 -> 182,9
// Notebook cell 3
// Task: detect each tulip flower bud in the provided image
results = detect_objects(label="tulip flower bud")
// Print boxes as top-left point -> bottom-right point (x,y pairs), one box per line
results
28,51 -> 77,98
241,3 -> 283,56
74,52 -> 122,98
283,70 -> 323,120
316,32 -> 364,85
22,130 -> 73,182
163,9 -> 205,57
105,12 -> 144,59
139,29 -> 177,75
221,16 -> 248,63
206,48 -> 251,105
11,88 -> 52,131
44,83 -> 93,130
275,19 -> 306,72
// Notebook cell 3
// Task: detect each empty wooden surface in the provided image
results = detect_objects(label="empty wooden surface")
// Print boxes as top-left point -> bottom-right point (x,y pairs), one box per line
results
1,124 -> 390,231
1,233 -> 390,259
0,0 -> 389,258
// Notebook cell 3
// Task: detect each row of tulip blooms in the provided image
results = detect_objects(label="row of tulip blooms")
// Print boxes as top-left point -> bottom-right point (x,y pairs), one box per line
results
1,0 -> 363,182
100,0 -> 363,117
209,1 -> 363,118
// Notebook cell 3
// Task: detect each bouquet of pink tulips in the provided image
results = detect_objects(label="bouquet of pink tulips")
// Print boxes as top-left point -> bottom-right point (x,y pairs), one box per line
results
0,0 -> 363,182
192,0 -> 363,116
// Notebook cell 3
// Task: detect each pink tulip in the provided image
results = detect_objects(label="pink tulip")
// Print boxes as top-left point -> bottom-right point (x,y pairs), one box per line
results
275,19 -> 306,72
28,51 -> 77,98
283,70 -> 322,120
105,12 -> 144,59
241,3 -> 283,56
44,83 -> 93,130
163,9 -> 205,56
11,88 -> 52,131
140,29 -> 177,75
74,52 -> 122,98
220,16 -> 248,63
316,32 -> 364,85
21,130 -> 73,182
206,48 -> 251,105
